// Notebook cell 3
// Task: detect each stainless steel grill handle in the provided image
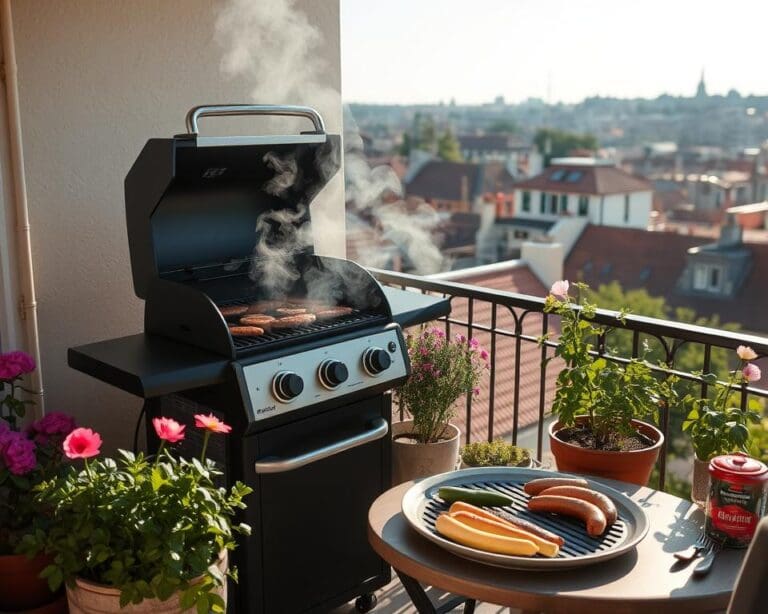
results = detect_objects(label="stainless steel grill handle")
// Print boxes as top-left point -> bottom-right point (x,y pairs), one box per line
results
254,418 -> 388,474
185,104 -> 326,135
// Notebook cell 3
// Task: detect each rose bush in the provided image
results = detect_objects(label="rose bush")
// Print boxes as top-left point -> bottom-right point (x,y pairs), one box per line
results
0,350 -> 76,553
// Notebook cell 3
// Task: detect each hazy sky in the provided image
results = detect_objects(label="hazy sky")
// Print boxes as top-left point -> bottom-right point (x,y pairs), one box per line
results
341,0 -> 768,105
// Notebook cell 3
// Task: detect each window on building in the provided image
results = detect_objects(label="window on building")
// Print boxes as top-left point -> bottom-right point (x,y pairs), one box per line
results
693,264 -> 723,292
578,196 -> 589,216
566,171 -> 583,182
522,191 -> 531,212
549,194 -> 558,214
513,230 -> 529,239
560,194 -> 568,213
623,194 -> 630,223
539,192 -> 546,214
550,169 -> 566,181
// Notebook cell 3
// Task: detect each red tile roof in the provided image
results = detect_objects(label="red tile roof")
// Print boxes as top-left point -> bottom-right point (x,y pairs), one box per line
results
514,164 -> 652,196
565,225 -> 768,334
402,264 -> 561,446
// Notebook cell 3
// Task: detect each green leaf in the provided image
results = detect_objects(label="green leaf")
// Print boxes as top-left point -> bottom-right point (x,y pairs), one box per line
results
730,424 -> 750,446
196,595 -> 210,614
151,467 -> 165,491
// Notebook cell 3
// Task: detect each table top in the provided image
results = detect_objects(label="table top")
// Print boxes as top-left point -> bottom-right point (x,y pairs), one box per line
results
368,480 -> 746,614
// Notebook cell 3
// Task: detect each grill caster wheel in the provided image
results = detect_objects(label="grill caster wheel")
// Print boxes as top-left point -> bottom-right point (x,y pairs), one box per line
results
355,593 -> 377,612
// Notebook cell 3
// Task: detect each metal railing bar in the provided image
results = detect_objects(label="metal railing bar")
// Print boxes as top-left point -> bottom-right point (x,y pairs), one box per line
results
488,304 -> 498,442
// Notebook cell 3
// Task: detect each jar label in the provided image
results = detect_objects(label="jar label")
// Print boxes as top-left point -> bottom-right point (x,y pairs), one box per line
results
706,479 -> 764,547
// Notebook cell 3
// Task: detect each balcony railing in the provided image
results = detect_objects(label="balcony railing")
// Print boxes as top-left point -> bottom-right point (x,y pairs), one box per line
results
371,267 -> 768,489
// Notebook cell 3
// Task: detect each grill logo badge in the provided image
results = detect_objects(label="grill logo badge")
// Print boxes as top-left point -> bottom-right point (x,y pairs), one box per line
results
255,405 -> 277,416
202,167 -> 227,178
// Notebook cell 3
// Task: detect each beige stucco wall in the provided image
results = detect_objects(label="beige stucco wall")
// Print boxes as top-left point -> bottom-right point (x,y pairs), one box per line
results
6,0 -> 343,449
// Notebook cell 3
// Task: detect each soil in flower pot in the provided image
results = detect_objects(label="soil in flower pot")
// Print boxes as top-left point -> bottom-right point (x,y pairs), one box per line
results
392,420 -> 460,485
0,552 -> 66,612
549,417 -> 664,486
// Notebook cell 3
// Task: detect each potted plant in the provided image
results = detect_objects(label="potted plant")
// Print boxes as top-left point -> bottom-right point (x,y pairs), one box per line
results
682,345 -> 762,506
20,414 -> 252,613
392,327 -> 488,484
543,280 -> 668,486
0,350 -> 74,613
460,439 -> 531,469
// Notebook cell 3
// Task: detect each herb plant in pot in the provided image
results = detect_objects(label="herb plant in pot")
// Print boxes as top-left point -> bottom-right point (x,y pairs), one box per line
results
0,350 -> 75,614
393,327 -> 488,484
460,439 -> 531,469
543,281 -> 667,486
20,414 -> 252,614
682,345 -> 762,507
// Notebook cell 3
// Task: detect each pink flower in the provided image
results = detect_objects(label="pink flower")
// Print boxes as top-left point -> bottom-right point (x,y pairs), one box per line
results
63,428 -> 102,459
433,369 -> 442,377
432,329 -> 445,338
743,363 -> 761,383
29,412 -> 76,437
455,333 -> 467,343
473,387 -> 480,396
1,430 -> 37,475
737,345 -> 758,361
194,413 -> 232,434
152,417 -> 186,443
549,280 -> 570,300
469,338 -> 479,349
0,420 -> 14,453
0,350 -> 36,381
480,349 -> 490,362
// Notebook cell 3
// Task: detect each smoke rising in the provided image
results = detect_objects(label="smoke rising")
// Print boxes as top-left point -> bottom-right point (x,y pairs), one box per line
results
250,204 -> 312,298
215,0 -> 446,292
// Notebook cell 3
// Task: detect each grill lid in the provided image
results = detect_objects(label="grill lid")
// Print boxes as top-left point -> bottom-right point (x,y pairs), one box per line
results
125,105 -> 341,299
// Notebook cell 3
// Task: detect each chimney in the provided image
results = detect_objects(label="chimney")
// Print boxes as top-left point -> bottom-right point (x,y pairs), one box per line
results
719,213 -> 743,247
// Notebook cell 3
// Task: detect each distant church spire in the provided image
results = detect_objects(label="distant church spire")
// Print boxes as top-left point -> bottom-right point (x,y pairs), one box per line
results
696,68 -> 708,98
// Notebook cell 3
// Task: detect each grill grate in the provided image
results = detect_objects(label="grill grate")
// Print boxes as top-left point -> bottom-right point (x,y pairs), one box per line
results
218,299 -> 388,356
423,480 -> 628,558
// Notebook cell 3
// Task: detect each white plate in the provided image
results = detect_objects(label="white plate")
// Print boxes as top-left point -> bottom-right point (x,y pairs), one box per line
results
402,467 -> 649,570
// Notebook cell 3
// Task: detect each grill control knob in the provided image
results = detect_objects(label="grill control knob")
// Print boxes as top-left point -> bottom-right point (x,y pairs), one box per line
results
362,347 -> 392,376
318,359 -> 349,389
272,371 -> 304,403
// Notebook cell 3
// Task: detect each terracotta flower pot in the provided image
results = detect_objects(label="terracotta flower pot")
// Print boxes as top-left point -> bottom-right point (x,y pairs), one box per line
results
0,552 -> 65,612
549,417 -> 664,486
65,551 -> 227,614
691,455 -> 710,509
392,420 -> 460,485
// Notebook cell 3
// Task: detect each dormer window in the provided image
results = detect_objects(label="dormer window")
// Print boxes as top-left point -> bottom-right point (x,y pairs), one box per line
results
693,263 -> 723,292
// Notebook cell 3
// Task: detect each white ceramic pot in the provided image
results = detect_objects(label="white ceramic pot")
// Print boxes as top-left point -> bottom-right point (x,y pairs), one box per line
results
691,455 -> 710,509
66,552 -> 227,614
392,420 -> 461,485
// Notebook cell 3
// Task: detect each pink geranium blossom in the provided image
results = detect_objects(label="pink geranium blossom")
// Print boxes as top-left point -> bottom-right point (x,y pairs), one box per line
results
63,428 -> 102,459
0,350 -> 36,381
152,417 -> 186,443
736,345 -> 758,361
1,430 -> 37,475
194,413 -> 232,434
549,280 -> 570,300
743,363 -> 761,383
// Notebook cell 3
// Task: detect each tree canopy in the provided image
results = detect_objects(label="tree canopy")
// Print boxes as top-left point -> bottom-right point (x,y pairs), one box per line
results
534,128 -> 598,165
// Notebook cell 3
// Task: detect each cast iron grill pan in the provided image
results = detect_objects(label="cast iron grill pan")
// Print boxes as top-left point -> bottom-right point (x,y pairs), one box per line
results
422,480 -> 627,558
402,467 -> 649,570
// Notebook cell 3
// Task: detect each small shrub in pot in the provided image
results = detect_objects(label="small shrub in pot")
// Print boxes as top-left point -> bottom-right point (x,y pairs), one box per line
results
460,440 -> 531,468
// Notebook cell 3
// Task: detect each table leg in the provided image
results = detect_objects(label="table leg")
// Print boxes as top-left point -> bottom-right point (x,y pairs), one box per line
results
395,569 -> 477,614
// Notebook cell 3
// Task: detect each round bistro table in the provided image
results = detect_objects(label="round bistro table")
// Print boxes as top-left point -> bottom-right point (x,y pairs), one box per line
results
368,480 -> 747,614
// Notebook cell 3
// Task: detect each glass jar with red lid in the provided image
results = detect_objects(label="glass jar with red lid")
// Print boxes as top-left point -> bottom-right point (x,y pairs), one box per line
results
705,453 -> 768,548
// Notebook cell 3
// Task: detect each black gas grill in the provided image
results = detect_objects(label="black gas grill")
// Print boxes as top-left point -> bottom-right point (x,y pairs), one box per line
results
67,105 -> 449,613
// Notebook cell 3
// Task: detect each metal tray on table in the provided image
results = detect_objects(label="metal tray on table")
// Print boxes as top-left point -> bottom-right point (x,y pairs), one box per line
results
402,467 -> 649,570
